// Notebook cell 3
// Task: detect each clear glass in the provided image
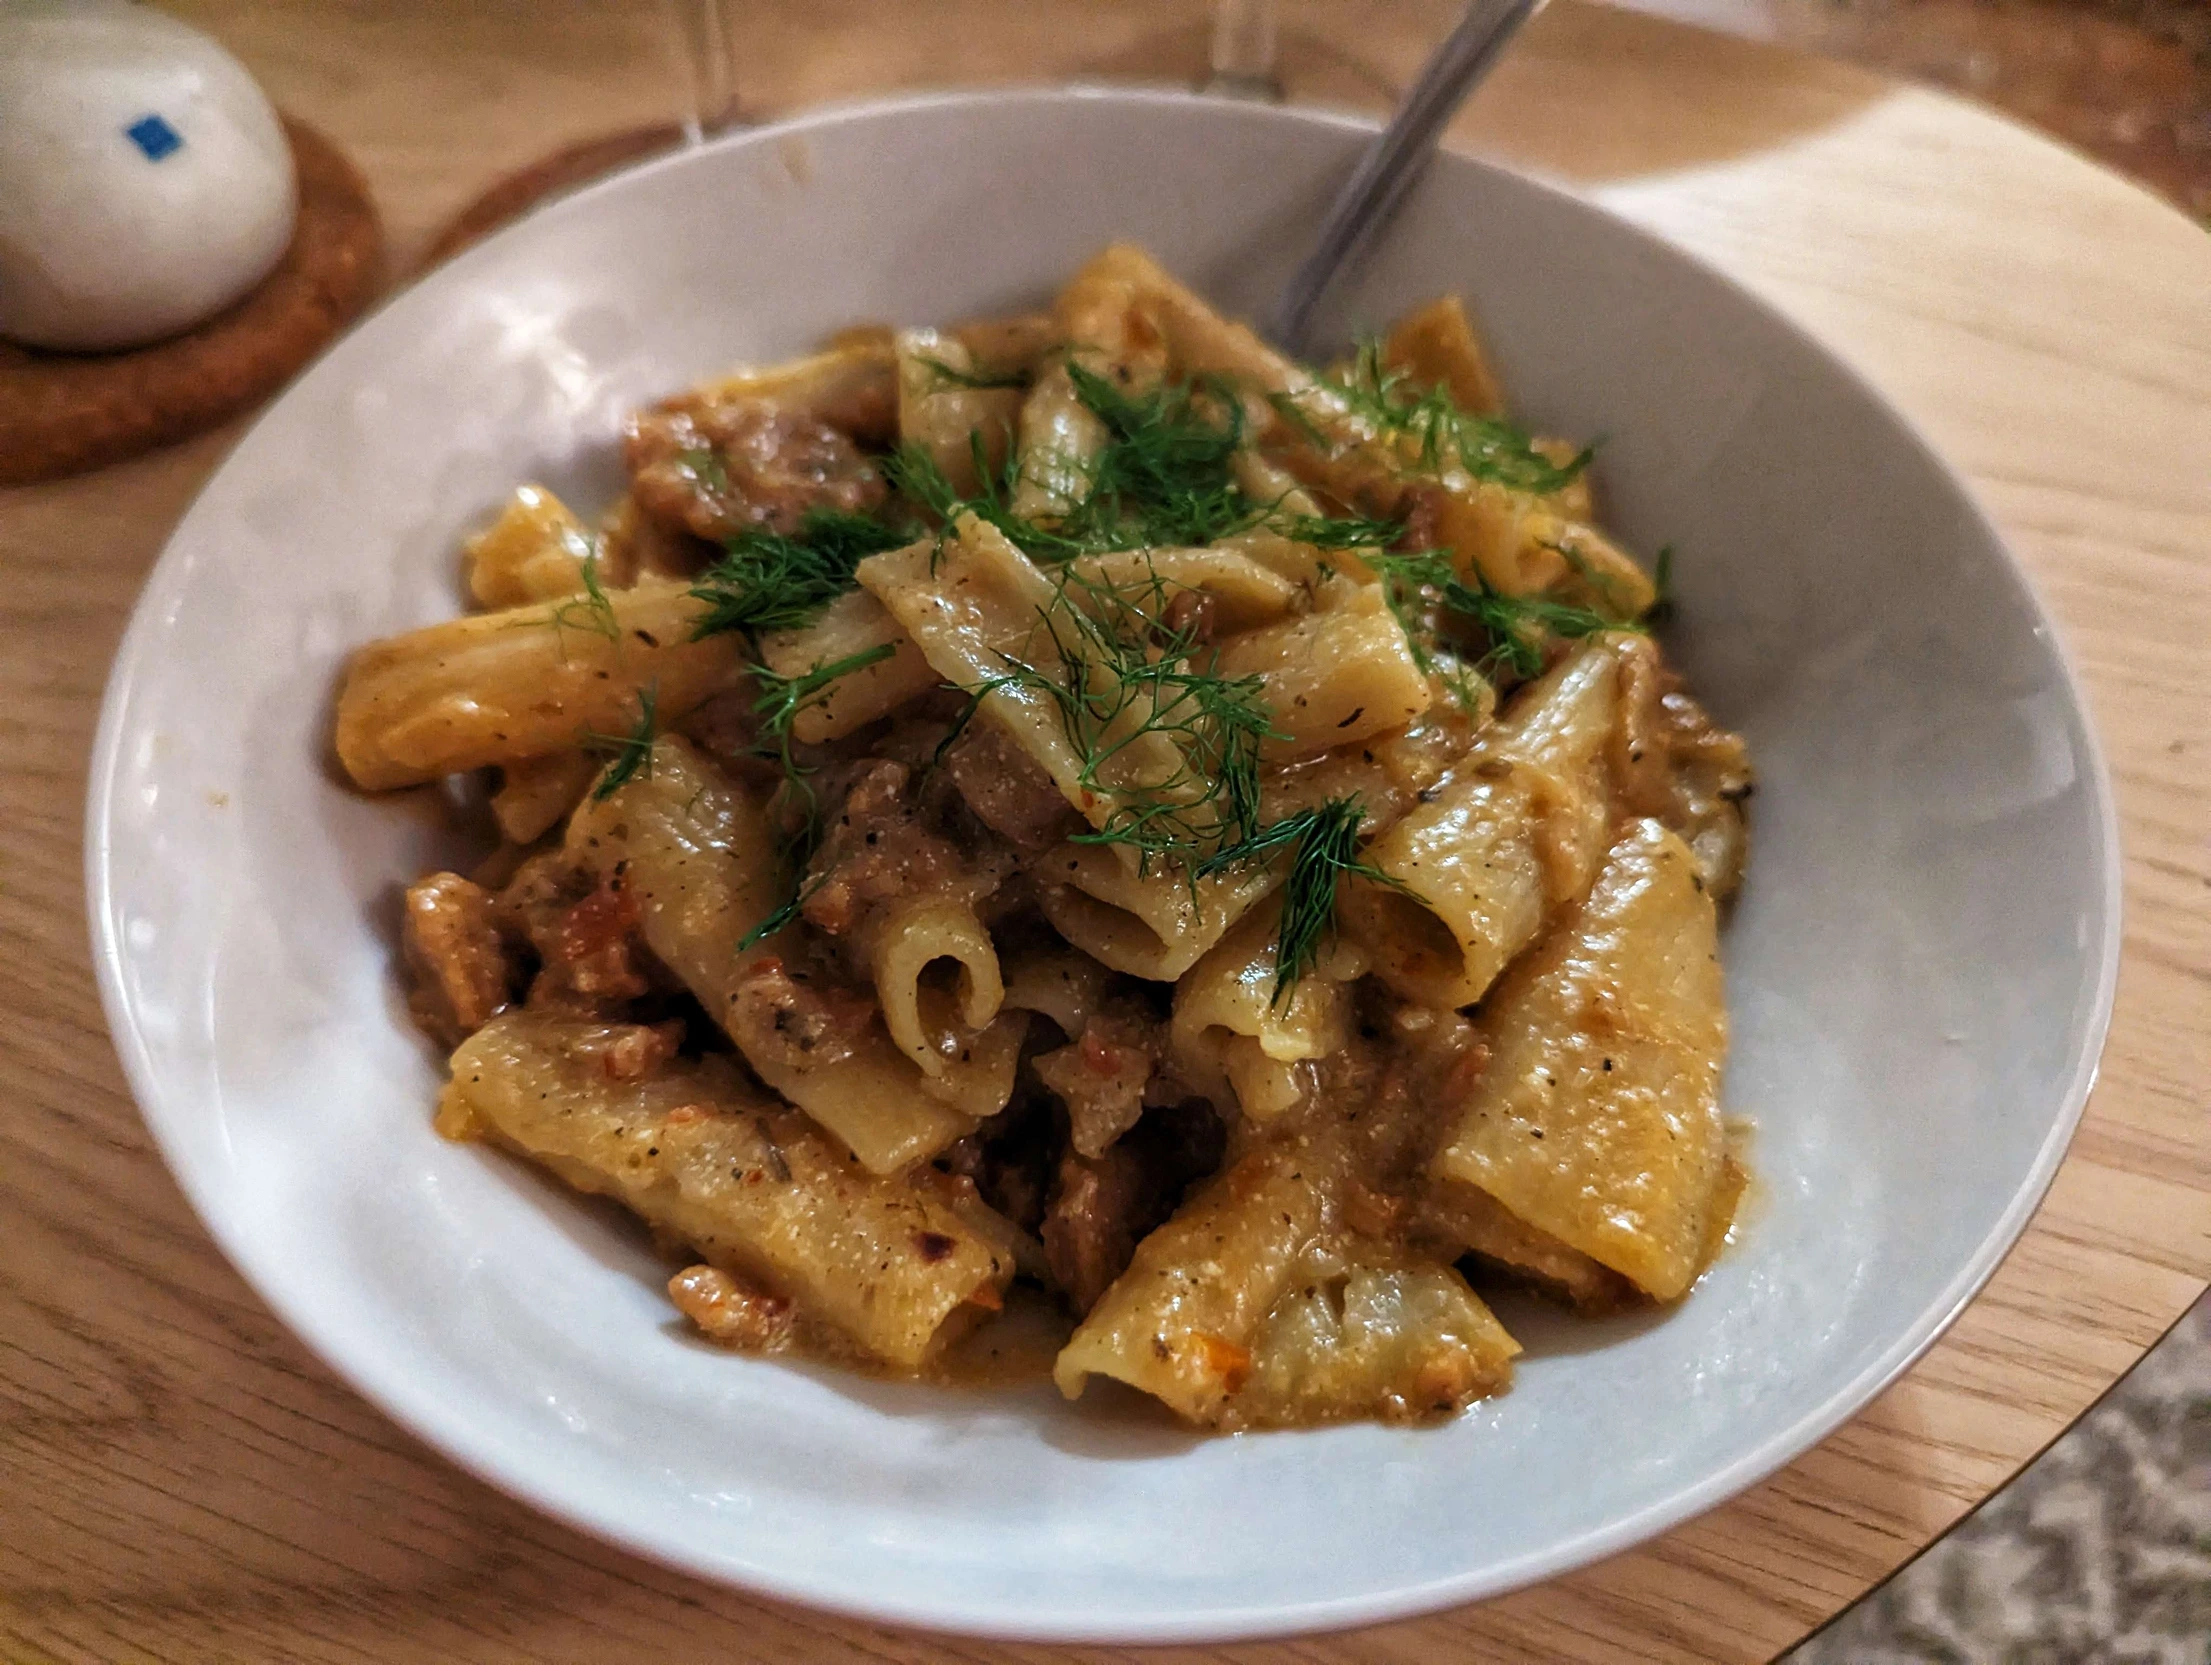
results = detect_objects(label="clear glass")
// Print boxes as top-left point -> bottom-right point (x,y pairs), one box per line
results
664,0 -> 745,140
1205,0 -> 1282,100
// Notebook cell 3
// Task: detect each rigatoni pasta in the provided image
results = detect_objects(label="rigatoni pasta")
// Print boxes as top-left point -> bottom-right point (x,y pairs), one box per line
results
341,246 -> 1752,1425
335,578 -> 738,789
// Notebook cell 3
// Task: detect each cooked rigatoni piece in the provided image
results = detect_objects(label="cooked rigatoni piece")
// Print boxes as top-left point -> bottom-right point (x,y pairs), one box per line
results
1341,638 -> 1622,1007
1170,898 -> 1352,1123
1071,243 -> 1300,395
948,311 -> 1059,380
1232,1241 -> 1519,1428
1526,514 -> 1655,615
1257,707 -> 1482,828
1416,1177 -> 1639,1313
1212,583 -> 1431,759
1008,359 -> 1109,523
1431,818 -> 1728,1301
334,579 -> 740,790
441,1012 -> 1014,1367
1265,305 -> 1640,600
1035,837 -> 1282,981
1054,1136 -> 1338,1423
998,948 -> 1110,1042
1380,294 -> 1506,418
755,585 -> 937,743
686,338 -> 898,441
566,736 -> 990,1172
1068,545 -> 1301,634
464,484 -> 597,607
1007,254 -> 1170,522
858,515 -> 1194,841
489,750 -> 600,845
895,327 -> 1024,496
1491,637 -> 1624,897
863,891 -> 1023,1117
1610,639 -> 1755,900
1342,767 -> 1546,1010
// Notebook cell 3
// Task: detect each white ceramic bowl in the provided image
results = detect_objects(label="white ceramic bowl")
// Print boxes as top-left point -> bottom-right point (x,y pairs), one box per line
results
87,90 -> 2119,1642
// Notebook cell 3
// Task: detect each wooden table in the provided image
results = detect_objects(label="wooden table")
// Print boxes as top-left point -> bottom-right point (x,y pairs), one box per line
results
5,3 -> 2207,1660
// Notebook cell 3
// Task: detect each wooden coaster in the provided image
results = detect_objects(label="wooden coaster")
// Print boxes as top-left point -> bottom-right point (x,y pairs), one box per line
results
0,117 -> 383,486
418,123 -> 686,271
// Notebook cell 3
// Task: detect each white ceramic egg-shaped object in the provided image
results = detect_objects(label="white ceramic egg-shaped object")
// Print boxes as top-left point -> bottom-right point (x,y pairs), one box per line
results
0,0 -> 299,352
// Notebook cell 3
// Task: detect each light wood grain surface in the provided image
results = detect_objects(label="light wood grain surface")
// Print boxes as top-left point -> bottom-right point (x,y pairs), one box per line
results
4,3 -> 2207,1661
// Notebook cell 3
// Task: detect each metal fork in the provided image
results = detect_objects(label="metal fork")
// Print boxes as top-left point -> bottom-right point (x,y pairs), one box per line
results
1267,0 -> 1547,356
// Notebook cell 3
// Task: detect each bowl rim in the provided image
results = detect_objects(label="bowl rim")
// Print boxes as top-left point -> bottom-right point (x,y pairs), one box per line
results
83,84 -> 2125,1643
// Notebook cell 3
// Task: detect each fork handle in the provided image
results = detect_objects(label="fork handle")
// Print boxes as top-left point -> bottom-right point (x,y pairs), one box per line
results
1268,0 -> 1543,356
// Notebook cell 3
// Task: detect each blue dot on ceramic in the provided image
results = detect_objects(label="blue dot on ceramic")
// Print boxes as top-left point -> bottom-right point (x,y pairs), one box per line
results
125,114 -> 184,162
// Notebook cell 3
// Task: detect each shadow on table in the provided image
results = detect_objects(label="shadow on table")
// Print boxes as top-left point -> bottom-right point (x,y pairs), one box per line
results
1074,0 -> 1892,188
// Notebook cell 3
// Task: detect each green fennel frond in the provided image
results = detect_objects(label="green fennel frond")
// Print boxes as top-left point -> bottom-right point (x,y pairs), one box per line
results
547,551 -> 621,645
1647,544 -> 1677,625
1367,548 -> 1634,688
889,368 -> 1394,566
690,508 -> 914,641
584,683 -> 658,802
737,643 -> 898,950
918,355 -> 1030,392
946,560 -> 1282,878
1201,795 -> 1394,1003
1296,341 -> 1594,495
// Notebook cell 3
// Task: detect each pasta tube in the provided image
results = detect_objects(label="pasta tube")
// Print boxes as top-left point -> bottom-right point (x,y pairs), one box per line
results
1233,1242 -> 1519,1427
756,587 -> 937,743
334,579 -> 740,790
1340,639 -> 1621,1007
1212,583 -> 1431,759
1170,899 -> 1352,1123
858,515 -> 1195,844
1035,838 -> 1282,982
895,327 -> 1023,495
489,750 -> 600,845
566,736 -> 986,1171
464,484 -> 596,607
864,891 -> 1024,1118
1054,1135 -> 1338,1423
443,1012 -> 1013,1366
1431,819 -> 1729,1300
1380,294 -> 1506,418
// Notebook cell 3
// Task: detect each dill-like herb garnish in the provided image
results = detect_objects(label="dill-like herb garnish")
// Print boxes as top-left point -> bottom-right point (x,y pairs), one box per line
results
1363,549 -> 1481,707
1647,543 -> 1676,625
918,355 -> 1030,392
690,508 -> 914,641
884,436 -> 1025,565
888,372 -> 1401,565
547,552 -> 621,644
890,367 -> 1255,560
1265,389 -> 1336,454
1273,511 -> 1404,550
677,446 -> 731,493
738,642 -> 898,949
1054,363 -> 1256,550
750,644 -> 897,776
968,563 -> 1279,873
1293,342 -> 1593,495
1201,795 -> 1392,1002
1547,538 -> 1652,623
739,876 -> 818,952
584,683 -> 658,801
1367,548 -> 1634,686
